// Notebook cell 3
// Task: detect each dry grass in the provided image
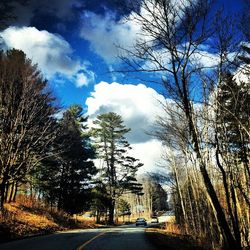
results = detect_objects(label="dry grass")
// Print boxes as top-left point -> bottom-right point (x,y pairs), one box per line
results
0,196 -> 98,242
146,221 -> 218,250
163,222 -> 182,235
146,228 -> 205,250
0,202 -> 61,242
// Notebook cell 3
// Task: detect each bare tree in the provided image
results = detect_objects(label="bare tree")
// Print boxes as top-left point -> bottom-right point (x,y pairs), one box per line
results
0,49 -> 59,209
119,0 -> 245,249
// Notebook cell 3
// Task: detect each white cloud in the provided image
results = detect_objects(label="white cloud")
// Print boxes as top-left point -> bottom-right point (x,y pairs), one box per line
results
79,1 -> 221,70
79,1 -> 193,64
0,26 -> 78,77
0,26 -> 95,87
76,73 -> 88,87
191,49 -> 220,68
86,81 -> 165,143
75,70 -> 96,88
234,65 -> 250,84
131,139 -> 164,174
86,81 -> 166,172
80,11 -> 140,63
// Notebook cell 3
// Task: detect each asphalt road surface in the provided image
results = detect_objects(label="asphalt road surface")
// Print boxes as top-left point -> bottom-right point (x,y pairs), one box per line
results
0,224 -> 157,250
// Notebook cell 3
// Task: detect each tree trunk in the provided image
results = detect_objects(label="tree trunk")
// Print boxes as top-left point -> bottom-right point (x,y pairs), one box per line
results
8,182 -> 15,203
184,98 -> 241,250
0,174 -> 8,210
108,199 -> 115,225
12,182 -> 18,202
4,181 -> 10,203
199,158 -> 240,250
96,210 -> 100,224
215,140 -> 241,247
173,160 -> 189,234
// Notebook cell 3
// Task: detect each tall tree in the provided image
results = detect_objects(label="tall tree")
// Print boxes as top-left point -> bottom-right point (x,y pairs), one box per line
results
119,1 -> 244,249
34,105 -> 97,214
215,72 -> 250,246
58,105 -> 96,214
92,112 -> 143,224
216,72 -> 250,167
0,49 -> 59,209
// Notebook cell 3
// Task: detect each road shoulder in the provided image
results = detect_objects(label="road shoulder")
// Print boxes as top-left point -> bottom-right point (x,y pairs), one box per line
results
146,229 -> 205,250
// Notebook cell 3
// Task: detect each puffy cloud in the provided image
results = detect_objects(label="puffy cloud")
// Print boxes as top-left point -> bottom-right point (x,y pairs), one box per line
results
80,11 -> 140,63
0,26 -> 79,76
0,26 -> 95,87
79,2 -> 221,70
76,73 -> 88,87
131,139 -> 164,174
86,81 -> 165,172
86,81 -> 165,143
79,1 -> 196,63
79,0 -> 182,64
75,68 -> 96,88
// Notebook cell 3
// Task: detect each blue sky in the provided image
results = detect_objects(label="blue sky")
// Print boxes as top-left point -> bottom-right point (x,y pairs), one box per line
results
0,0 -> 246,172
0,0 -> 244,108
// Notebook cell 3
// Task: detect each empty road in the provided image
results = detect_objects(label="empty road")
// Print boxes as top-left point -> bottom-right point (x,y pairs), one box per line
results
0,224 -> 157,250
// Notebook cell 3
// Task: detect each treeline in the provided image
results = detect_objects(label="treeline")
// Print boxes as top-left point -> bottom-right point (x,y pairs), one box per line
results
157,67 -> 250,249
0,49 -> 146,224
123,174 -> 168,217
0,49 -> 59,208
91,173 -> 168,223
0,49 -> 96,214
120,1 -> 249,249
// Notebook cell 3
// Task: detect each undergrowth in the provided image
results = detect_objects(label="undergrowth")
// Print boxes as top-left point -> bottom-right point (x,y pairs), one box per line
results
0,195 -> 96,242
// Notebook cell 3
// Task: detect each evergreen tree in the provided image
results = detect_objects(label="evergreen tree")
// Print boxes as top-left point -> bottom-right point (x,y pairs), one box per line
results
117,199 -> 131,222
215,71 -> 250,246
92,112 -> 143,224
217,72 -> 250,165
90,181 -> 110,223
36,105 -> 97,214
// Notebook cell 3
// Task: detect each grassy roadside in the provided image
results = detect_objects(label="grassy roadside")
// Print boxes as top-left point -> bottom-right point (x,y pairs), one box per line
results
0,200 -> 100,243
146,228 -> 206,250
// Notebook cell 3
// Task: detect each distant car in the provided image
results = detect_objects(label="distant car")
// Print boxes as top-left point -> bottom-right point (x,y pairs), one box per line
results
151,217 -> 159,223
135,218 -> 147,226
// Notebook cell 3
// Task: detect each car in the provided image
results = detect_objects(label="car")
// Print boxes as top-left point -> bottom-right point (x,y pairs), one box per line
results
151,217 -> 159,223
135,218 -> 147,226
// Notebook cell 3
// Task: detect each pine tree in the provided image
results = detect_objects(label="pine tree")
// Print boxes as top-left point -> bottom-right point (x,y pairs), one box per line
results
92,112 -> 143,224
117,199 -> 131,222
90,181 -> 110,223
36,105 -> 97,214
216,72 -> 250,245
217,73 -> 250,165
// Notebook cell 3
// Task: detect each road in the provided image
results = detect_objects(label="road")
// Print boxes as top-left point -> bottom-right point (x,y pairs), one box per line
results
0,224 -> 157,250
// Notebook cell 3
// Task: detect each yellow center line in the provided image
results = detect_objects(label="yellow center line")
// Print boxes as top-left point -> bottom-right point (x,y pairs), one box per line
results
76,231 -> 107,250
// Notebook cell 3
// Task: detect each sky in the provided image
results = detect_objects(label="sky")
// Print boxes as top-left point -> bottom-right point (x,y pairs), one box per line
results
0,0 -> 245,173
